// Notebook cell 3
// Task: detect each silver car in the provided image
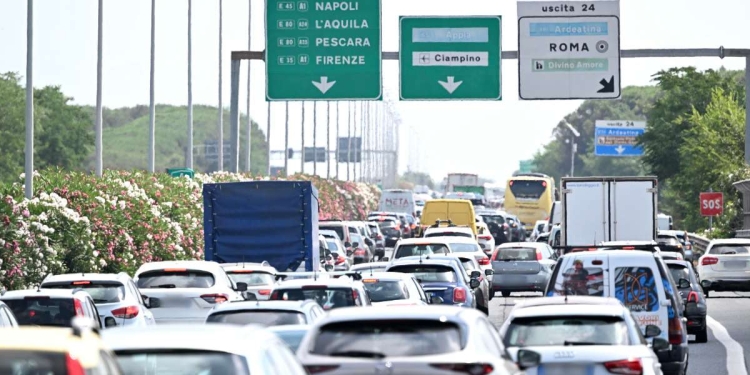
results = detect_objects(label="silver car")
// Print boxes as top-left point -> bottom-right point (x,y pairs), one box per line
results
205,300 -> 325,326
221,262 -> 278,301
103,324 -> 307,374
296,305 -> 540,374
491,242 -> 558,297
40,272 -> 155,327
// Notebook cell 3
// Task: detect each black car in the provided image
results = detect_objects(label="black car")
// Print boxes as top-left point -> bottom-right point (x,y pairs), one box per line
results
666,259 -> 707,343
657,235 -> 686,259
479,214 -> 510,246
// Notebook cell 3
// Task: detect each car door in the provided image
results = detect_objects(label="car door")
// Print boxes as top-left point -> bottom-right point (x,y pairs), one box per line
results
129,280 -> 155,325
1,306 -> 17,327
612,260 -> 669,341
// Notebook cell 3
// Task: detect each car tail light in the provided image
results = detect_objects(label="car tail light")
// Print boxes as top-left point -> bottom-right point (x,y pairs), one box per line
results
669,312 -> 684,345
73,299 -> 85,316
536,251 -> 543,261
111,306 -> 140,319
478,257 -> 490,265
65,353 -> 86,375
354,249 -> 365,256
702,257 -> 719,266
603,358 -> 643,375
352,289 -> 359,301
453,287 -> 467,303
479,235 -> 492,240
490,251 -> 498,262
258,289 -> 271,296
377,234 -> 383,240
623,246 -> 635,250
687,291 -> 699,303
270,291 -> 280,299
430,363 -> 494,374
200,294 -> 229,304
163,268 -> 187,272
336,254 -> 346,264
71,281 -> 91,285
304,365 -> 340,374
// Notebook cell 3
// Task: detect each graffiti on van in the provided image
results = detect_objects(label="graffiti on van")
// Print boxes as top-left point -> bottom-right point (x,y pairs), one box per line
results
614,267 -> 659,312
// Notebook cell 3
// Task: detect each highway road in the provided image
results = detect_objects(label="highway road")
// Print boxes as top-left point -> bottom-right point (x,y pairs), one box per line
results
489,291 -> 750,375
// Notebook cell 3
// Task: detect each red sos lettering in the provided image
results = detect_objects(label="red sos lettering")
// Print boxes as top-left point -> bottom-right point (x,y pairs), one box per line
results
699,192 -> 723,216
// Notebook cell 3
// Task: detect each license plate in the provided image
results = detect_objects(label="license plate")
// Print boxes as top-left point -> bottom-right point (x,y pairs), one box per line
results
725,260 -> 747,269
538,364 -> 593,375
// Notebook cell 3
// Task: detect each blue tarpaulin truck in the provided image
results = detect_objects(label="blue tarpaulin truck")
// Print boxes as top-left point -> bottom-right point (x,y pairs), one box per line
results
202,180 -> 320,271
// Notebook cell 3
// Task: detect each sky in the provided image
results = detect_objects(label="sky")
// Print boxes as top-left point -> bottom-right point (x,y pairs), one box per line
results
0,0 -> 748,184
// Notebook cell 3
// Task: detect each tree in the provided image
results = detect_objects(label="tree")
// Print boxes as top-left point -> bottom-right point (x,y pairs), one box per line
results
400,171 -> 434,189
0,73 -> 26,181
34,86 -> 93,171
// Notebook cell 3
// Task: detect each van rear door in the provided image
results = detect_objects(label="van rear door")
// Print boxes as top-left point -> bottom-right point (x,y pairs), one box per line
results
609,257 -> 669,341
546,253 -> 607,297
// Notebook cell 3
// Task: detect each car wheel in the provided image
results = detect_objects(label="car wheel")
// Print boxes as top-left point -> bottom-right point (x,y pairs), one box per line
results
488,288 -> 494,301
695,326 -> 708,343
501,291 -> 511,297
479,305 -> 489,315
704,290 -> 710,298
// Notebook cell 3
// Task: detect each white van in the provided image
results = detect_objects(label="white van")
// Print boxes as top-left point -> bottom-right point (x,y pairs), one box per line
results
544,250 -> 689,374
378,189 -> 416,217
658,213 -> 674,231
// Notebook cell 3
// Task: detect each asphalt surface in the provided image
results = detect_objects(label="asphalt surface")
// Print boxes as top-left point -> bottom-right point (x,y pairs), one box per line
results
488,291 -> 750,375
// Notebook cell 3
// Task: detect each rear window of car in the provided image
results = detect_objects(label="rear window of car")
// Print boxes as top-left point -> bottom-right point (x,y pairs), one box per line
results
310,320 -> 463,357
504,316 -> 629,347
320,225 -> 347,241
667,264 -> 691,285
395,244 -> 449,258
459,259 -> 477,271
4,297 -> 76,327
425,231 -> 473,238
495,247 -> 537,261
449,243 -> 480,253
326,241 -> 341,252
271,329 -> 308,352
115,350 -> 249,374
225,271 -> 274,286
362,280 -> 409,302
709,245 -> 750,255
270,288 -> 356,310
41,281 -> 125,304
614,267 -> 659,312
0,350 -> 65,373
206,310 -> 306,326
136,269 -> 216,289
657,237 -> 680,247
481,215 -> 506,225
387,265 -> 457,283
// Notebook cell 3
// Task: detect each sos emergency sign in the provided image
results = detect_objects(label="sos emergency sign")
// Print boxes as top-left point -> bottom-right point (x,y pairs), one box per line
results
700,192 -> 723,216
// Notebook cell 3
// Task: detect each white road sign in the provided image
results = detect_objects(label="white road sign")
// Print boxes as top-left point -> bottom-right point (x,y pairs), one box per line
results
517,1 -> 621,100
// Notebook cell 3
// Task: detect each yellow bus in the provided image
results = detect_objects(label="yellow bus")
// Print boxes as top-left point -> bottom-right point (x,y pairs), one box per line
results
504,173 -> 557,232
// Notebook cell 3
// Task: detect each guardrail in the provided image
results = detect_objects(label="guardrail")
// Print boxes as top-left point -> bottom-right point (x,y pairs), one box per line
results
688,233 -> 710,256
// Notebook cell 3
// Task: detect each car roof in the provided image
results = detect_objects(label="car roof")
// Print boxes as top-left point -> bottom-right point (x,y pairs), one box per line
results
600,240 -> 659,246
209,300 -> 316,313
708,238 -> 750,245
102,324 -> 280,354
135,260 -> 224,274
318,305 -> 482,322
0,327 -> 105,367
388,257 -> 458,267
564,249 -> 658,261
43,273 -> 130,283
349,262 -> 390,271
511,302 -> 627,319
274,277 -> 359,288
396,238 -> 451,246
0,288 -> 91,299
664,259 -> 693,268
426,236 -> 479,244
515,296 -> 623,309
359,272 -> 418,281
221,263 -> 278,274
659,230 -> 686,236
497,242 -> 548,249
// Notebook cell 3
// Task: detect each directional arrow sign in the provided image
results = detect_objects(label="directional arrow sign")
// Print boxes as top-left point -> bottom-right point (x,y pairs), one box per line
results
594,120 -> 645,156
265,0 -> 382,101
517,0 -> 621,100
399,16 -> 502,101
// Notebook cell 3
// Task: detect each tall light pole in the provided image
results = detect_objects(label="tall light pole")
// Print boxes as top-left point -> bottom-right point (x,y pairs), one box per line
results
564,121 -> 580,177
187,0 -> 194,169
148,0 -> 156,173
95,0 -> 104,176
245,0 -> 252,172
24,0 -> 33,199
217,0 -> 224,172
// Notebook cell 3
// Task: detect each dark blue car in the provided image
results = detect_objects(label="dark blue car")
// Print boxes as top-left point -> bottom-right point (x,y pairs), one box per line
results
385,257 -> 480,309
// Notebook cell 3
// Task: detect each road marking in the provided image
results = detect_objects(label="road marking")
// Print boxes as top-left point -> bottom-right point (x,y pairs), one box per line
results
707,315 -> 748,375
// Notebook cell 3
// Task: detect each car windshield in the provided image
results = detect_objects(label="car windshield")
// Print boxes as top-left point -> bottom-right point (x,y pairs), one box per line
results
387,265 -> 457,283
115,350 -> 249,375
425,231 -> 473,238
362,280 -> 409,302
206,310 -> 306,326
4,298 -> 77,327
450,243 -> 480,253
668,265 -> 691,286
481,215 -> 506,225
137,270 -> 216,288
0,350 -> 66,373
710,245 -> 750,255
395,244 -> 449,258
271,329 -> 308,352
504,316 -> 629,347
42,281 -> 125,303
326,241 -> 340,252
310,320 -> 463,357
657,237 -> 681,247
495,247 -> 537,261
225,271 -> 275,286
270,288 -> 355,310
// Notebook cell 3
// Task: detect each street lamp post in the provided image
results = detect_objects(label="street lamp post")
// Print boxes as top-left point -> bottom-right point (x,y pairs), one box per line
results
563,122 -> 580,177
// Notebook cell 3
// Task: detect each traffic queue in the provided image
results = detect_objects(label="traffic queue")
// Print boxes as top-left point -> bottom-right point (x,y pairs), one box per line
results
0,177 -> 733,375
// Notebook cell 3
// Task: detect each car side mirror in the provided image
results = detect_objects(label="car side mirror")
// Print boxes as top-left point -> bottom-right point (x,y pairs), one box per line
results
651,337 -> 670,352
104,317 -> 117,328
644,324 -> 661,338
430,295 -> 444,304
324,264 -> 334,272
469,279 -> 480,289
484,269 -> 494,276
344,241 -> 352,248
516,349 -> 542,370
346,250 -> 353,257
678,278 -> 690,289
701,280 -> 711,289
352,242 -> 359,248
234,282 -> 248,292
141,295 -> 151,309
148,297 -> 162,308
470,270 -> 482,279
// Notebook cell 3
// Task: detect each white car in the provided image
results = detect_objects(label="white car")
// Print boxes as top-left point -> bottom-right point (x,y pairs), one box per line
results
500,296 -> 665,375
205,300 -> 325,326
220,262 -> 278,301
427,236 -> 492,274
40,272 -> 156,327
697,238 -> 750,297
296,305 -> 540,375
530,219 -> 548,240
360,272 -> 432,306
134,260 -> 246,324
423,226 -> 474,239
103,323 -> 306,374
475,221 -> 496,252
390,238 -> 453,263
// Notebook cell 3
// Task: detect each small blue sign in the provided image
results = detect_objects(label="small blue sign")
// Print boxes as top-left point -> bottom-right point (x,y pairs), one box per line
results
594,126 -> 644,156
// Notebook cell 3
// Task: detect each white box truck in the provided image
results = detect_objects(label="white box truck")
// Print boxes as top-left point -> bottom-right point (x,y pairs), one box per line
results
561,177 -> 658,247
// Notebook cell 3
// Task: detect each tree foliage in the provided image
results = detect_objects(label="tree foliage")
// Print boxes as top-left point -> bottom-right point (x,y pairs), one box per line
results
0,73 -> 93,182
398,171 -> 435,189
533,85 -> 658,181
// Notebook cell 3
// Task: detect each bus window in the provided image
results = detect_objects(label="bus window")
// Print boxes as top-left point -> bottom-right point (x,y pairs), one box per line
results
509,180 -> 547,199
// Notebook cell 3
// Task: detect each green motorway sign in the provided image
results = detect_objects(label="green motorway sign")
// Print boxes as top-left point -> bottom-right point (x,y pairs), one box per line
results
399,16 -> 502,101
265,0 -> 382,101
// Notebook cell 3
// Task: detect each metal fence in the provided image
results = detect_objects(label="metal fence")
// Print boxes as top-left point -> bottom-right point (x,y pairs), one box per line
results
688,233 -> 710,257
